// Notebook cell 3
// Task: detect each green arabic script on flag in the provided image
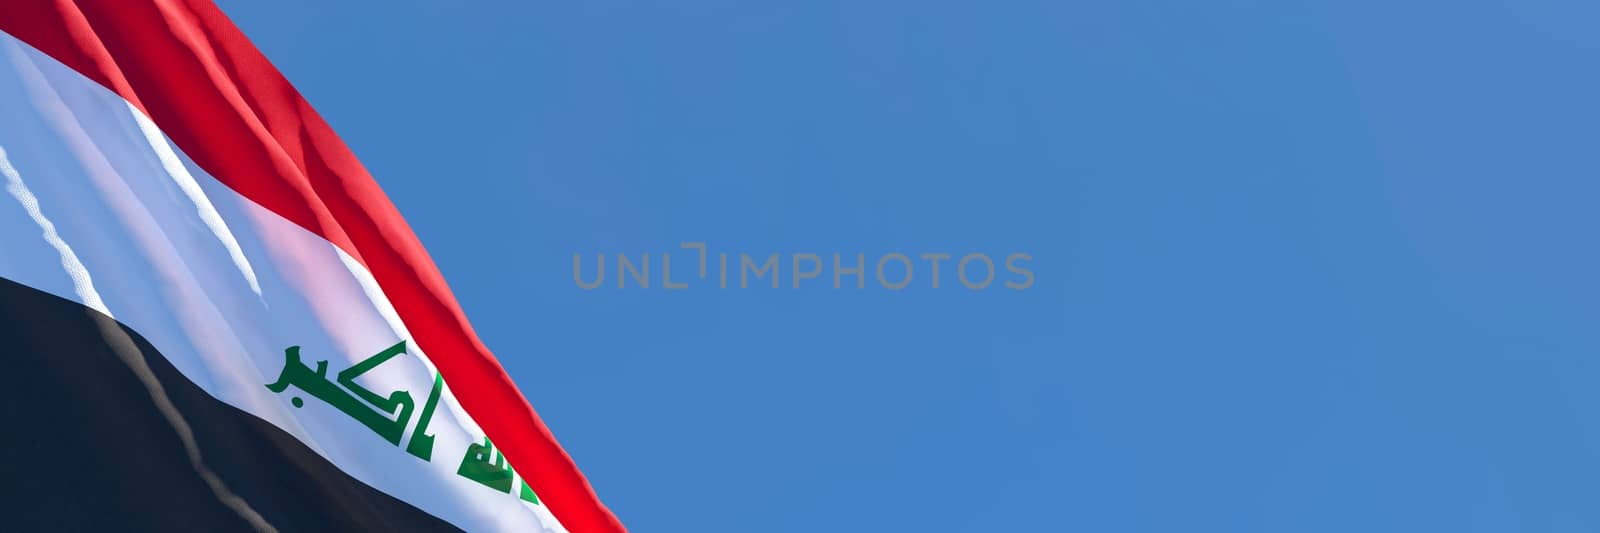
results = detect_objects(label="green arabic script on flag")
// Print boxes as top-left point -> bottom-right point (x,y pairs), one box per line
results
265,341 -> 541,505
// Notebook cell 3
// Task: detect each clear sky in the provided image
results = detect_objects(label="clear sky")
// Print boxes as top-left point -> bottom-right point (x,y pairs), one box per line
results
217,1 -> 1598,531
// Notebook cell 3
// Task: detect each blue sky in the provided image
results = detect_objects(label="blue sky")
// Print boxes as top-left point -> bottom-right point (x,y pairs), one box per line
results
218,1 -> 1599,531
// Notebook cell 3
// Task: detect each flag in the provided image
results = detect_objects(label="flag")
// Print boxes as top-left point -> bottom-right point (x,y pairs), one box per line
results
0,2 -> 624,531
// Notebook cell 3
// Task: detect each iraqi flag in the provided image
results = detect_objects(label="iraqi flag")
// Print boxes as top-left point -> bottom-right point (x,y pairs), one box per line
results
0,2 -> 624,532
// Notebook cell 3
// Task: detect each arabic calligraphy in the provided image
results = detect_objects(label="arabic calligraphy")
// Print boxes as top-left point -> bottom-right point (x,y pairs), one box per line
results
406,372 -> 444,461
457,437 -> 514,492
457,437 -> 543,504
266,341 -> 541,506
266,342 -> 427,447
